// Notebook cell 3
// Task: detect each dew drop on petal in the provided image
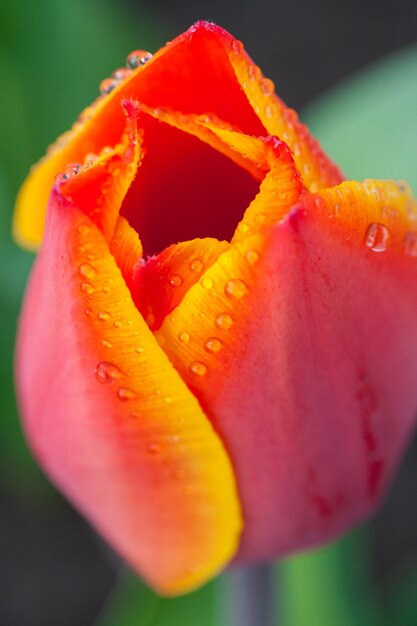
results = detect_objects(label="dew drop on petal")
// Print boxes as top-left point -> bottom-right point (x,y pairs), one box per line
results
95,361 -> 123,384
215,312 -> 233,330
77,224 -> 90,235
147,442 -> 162,455
178,331 -> 190,343
260,78 -> 275,96
98,311 -> 111,321
248,65 -> 261,81
189,361 -> 207,376
78,263 -> 96,279
169,274 -> 183,287
113,320 -> 122,328
225,279 -> 248,299
190,259 -> 203,273
112,67 -> 131,82
99,78 -> 118,95
364,223 -> 390,252
117,387 -> 137,401
62,164 -> 82,180
126,50 -> 153,69
135,346 -> 144,354
231,40 -> 243,54
80,282 -> 94,294
204,337 -> 222,353
246,250 -> 259,265
201,276 -> 213,289
403,231 -> 417,257
101,339 -> 112,349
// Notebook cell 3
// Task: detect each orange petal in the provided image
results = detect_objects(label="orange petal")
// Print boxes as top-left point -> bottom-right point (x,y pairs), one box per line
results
59,100 -> 141,241
223,28 -> 344,191
130,238 -> 229,331
156,180 -> 417,562
17,195 -> 242,594
14,22 -> 265,249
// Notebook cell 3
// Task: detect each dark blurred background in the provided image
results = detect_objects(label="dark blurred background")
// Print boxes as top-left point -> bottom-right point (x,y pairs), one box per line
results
1,1 -> 416,625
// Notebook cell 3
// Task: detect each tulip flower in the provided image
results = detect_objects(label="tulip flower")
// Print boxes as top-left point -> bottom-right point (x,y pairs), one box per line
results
14,21 -> 417,596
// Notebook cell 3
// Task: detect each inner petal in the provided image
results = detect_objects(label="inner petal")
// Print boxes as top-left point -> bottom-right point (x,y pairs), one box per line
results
120,115 -> 262,257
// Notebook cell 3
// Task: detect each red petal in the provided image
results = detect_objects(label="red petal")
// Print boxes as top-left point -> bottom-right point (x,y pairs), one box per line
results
157,180 -> 417,561
16,196 -> 242,596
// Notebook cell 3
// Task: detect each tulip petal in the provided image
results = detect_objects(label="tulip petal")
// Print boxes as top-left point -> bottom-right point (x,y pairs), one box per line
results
130,238 -> 230,331
157,180 -> 417,562
223,28 -> 345,191
59,100 -> 141,241
17,193 -> 242,594
14,22 -> 266,249
14,21 -> 341,249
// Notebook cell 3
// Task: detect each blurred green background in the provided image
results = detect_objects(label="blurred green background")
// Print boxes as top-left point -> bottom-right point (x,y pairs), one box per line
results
0,1 -> 416,625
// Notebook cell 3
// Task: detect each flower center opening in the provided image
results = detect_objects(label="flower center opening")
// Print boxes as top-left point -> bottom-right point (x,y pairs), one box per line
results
120,116 -> 261,257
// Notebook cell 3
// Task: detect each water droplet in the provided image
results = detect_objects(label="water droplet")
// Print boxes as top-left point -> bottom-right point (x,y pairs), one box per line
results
98,311 -> 111,321
135,346 -> 144,354
78,224 -> 89,235
248,65 -> 261,81
62,164 -> 82,180
260,78 -> 274,96
169,274 -> 182,287
225,279 -> 248,299
84,152 -> 98,166
190,259 -> 203,273
215,312 -> 233,330
100,146 -> 114,158
112,67 -> 131,82
179,331 -> 190,343
396,180 -> 411,194
201,276 -> 213,289
78,263 -> 96,279
264,104 -> 273,118
102,285 -> 111,293
95,361 -> 122,384
254,213 -> 268,224
101,339 -> 112,349
80,282 -> 94,294
231,40 -> 243,54
113,320 -> 122,328
189,361 -> 207,376
126,49 -> 153,69
85,307 -> 93,316
364,223 -> 390,252
164,396 -> 172,404
204,337 -> 222,353
147,442 -> 162,455
237,222 -> 250,234
117,387 -> 137,401
246,250 -> 259,264
403,231 -> 417,256
99,78 -> 118,95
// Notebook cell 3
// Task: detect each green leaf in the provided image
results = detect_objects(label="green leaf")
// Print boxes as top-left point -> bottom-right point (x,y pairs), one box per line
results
303,44 -> 417,194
